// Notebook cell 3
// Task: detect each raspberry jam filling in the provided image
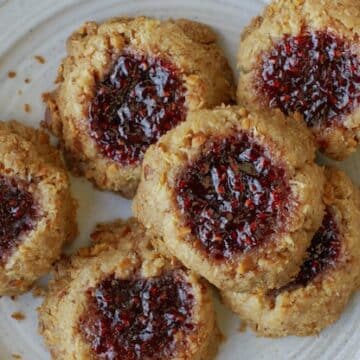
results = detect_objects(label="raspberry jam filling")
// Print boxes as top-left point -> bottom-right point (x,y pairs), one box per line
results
273,207 -> 340,295
258,30 -> 360,128
175,134 -> 290,260
79,270 -> 195,360
89,52 -> 187,165
0,175 -> 37,263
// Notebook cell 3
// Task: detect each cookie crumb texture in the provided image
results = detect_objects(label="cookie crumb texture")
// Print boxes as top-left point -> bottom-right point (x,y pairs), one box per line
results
80,270 -> 194,359
133,106 -> 324,292
222,168 -> 360,336
238,0 -> 360,159
0,120 -> 77,296
44,17 -> 235,198
39,219 -> 219,360
176,134 -> 290,260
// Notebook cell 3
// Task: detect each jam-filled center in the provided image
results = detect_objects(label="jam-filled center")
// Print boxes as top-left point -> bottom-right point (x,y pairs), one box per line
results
79,270 -> 194,360
175,135 -> 290,260
258,30 -> 360,128
272,207 -> 340,295
0,175 -> 38,263
89,52 -> 187,166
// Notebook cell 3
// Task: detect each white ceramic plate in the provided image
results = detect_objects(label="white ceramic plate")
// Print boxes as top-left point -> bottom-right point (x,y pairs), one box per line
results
0,0 -> 359,359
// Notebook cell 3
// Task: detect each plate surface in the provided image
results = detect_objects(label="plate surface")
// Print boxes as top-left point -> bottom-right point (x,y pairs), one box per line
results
0,0 -> 359,359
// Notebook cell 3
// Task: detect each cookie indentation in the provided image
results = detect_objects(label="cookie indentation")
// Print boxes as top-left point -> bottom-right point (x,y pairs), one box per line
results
79,270 -> 194,359
175,135 -> 290,260
258,30 -> 360,128
273,207 -> 340,296
89,52 -> 187,165
0,176 -> 38,262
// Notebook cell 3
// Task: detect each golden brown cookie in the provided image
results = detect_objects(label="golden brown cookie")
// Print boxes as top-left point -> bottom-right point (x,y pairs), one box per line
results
0,120 -> 77,296
39,218 -> 219,360
237,0 -> 360,160
133,106 -> 325,292
222,167 -> 360,337
44,16 -> 235,198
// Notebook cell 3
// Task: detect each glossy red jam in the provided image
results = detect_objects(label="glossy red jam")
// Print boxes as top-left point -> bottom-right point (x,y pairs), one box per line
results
89,52 -> 187,166
175,135 -> 290,260
273,207 -> 340,295
79,270 -> 194,360
0,176 -> 37,262
258,30 -> 360,128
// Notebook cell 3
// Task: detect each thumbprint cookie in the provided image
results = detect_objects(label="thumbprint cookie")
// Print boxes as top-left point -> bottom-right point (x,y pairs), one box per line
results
39,218 -> 219,360
222,168 -> 360,336
133,106 -> 325,292
44,17 -> 235,198
237,0 -> 360,159
0,121 -> 77,296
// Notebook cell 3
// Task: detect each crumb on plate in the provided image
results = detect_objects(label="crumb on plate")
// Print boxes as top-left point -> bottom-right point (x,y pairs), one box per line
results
24,103 -> 31,113
32,284 -> 47,298
34,55 -> 45,64
238,320 -> 247,333
11,312 -> 25,321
